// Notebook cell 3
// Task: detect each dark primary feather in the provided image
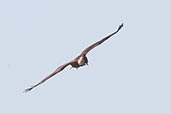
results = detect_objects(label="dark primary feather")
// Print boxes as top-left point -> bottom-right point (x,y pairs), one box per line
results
81,23 -> 123,55
24,62 -> 71,92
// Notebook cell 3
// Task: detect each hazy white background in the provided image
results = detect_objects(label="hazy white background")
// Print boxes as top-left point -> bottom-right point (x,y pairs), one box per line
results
0,0 -> 171,114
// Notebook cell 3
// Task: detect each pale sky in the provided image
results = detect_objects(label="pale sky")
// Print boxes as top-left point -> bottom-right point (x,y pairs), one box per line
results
0,0 -> 171,114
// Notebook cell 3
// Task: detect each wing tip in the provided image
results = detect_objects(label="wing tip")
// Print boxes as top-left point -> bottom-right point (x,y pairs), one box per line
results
24,86 -> 34,93
118,23 -> 124,30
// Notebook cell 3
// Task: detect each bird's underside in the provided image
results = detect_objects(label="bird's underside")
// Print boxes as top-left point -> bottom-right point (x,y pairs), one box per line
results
24,23 -> 124,92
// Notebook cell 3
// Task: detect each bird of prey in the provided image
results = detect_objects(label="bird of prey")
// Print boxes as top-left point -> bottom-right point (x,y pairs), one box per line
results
25,23 -> 123,92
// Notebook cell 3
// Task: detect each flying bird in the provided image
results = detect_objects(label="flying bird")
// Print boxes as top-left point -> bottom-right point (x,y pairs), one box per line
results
25,23 -> 123,92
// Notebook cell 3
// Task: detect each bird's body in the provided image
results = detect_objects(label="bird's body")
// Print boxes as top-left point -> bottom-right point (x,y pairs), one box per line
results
72,55 -> 88,68
25,23 -> 123,92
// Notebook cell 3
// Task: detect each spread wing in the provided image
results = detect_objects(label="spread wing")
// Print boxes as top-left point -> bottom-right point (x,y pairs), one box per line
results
24,62 -> 71,92
81,23 -> 123,55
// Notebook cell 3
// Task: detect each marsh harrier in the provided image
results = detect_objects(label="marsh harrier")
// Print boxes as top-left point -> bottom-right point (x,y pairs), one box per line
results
25,23 -> 123,92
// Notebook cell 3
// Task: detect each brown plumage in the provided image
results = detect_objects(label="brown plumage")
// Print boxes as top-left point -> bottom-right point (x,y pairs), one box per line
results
24,23 -> 123,92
